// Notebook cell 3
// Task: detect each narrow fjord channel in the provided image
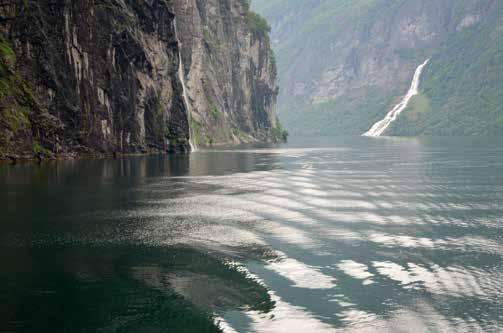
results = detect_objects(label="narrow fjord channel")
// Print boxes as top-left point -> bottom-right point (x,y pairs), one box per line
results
1,137 -> 503,332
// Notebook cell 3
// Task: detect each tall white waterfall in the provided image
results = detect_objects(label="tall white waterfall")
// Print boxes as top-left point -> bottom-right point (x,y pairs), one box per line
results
363,59 -> 430,137
174,19 -> 197,152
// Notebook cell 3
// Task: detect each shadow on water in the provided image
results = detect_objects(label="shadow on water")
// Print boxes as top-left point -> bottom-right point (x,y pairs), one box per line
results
0,246 -> 273,332
1,137 -> 503,332
0,151 -> 280,332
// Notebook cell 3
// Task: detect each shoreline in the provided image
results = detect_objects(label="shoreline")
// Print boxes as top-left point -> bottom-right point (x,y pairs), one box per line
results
0,137 -> 287,165
0,150 -> 189,165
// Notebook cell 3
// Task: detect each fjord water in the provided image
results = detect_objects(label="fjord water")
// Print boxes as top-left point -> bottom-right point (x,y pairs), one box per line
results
1,137 -> 503,332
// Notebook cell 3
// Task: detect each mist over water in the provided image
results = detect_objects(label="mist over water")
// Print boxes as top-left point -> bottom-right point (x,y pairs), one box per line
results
1,136 -> 503,332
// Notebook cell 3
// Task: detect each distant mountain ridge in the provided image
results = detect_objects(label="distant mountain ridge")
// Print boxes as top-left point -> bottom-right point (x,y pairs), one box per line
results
253,0 -> 503,136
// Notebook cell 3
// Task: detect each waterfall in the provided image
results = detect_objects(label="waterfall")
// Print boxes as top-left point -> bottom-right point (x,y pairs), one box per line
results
363,59 -> 430,137
178,54 -> 197,152
174,18 -> 197,152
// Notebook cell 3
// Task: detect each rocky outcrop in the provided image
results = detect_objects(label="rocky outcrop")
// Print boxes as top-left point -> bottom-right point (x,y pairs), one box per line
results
0,0 -> 281,160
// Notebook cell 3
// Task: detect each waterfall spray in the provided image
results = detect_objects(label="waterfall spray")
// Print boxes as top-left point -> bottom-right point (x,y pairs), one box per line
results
363,59 -> 430,137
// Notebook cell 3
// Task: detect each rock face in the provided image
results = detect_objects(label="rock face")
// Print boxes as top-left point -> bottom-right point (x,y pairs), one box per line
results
254,0 -> 503,136
172,0 -> 280,146
0,0 -> 281,159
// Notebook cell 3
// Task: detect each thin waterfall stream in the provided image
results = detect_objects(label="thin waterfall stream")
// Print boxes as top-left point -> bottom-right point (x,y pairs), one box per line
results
174,18 -> 197,152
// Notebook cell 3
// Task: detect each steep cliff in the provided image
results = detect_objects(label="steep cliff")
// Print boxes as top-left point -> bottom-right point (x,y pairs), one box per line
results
0,0 -> 281,160
254,0 -> 503,136
172,0 -> 282,146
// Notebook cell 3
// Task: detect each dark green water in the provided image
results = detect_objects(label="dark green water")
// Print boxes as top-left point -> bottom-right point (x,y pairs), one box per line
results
1,137 -> 502,332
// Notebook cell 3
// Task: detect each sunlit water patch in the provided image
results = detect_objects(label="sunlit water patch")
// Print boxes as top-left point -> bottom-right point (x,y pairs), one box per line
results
1,136 -> 503,332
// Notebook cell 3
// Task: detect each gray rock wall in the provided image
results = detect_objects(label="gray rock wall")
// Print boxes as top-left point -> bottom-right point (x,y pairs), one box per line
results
0,0 -> 281,160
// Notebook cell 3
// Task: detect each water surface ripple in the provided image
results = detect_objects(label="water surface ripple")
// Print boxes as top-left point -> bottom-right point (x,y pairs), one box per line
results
1,137 -> 502,332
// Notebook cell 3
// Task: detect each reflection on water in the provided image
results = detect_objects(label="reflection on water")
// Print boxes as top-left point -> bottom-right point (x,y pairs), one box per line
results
266,255 -> 336,289
1,136 -> 503,332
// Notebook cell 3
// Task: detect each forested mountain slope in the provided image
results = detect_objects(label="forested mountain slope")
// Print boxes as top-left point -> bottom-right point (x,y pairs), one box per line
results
253,0 -> 503,136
